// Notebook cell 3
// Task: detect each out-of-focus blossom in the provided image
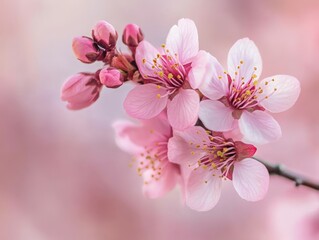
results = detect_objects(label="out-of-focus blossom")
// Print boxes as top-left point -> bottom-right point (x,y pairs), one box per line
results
197,38 -> 300,144
92,20 -> 118,50
72,36 -> 101,63
124,18 -> 204,130
61,73 -> 102,110
99,67 -> 124,88
168,126 -> 269,211
122,23 -> 144,48
113,115 -> 180,198
270,191 -> 319,240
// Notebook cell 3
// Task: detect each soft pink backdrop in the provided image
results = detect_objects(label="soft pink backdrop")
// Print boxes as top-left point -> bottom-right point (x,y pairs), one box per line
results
1,0 -> 318,239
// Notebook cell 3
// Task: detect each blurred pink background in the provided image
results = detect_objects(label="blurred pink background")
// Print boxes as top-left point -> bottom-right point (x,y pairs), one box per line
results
1,0 -> 319,239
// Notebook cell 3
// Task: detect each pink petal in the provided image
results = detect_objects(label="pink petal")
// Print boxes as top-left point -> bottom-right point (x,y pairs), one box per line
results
239,110 -> 282,145
135,41 -> 161,78
141,113 -> 171,140
113,115 -> 171,150
168,126 -> 210,165
112,120 -> 144,154
124,84 -> 168,119
166,18 -> 199,64
143,163 -> 179,199
167,89 -> 199,130
227,38 -> 262,84
258,75 -> 301,113
186,167 -> 222,211
199,100 -> 235,131
189,50 -> 228,95
233,158 -> 269,201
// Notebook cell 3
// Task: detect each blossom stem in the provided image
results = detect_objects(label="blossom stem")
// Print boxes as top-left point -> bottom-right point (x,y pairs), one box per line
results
252,157 -> 319,191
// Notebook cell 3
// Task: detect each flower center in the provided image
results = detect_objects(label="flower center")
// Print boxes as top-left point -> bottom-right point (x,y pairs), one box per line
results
224,61 -> 278,111
189,131 -> 237,180
142,44 -> 186,96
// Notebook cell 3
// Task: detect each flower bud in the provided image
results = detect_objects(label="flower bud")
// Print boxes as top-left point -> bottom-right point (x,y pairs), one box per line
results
92,20 -> 118,50
61,73 -> 101,110
72,37 -> 101,63
122,23 -> 144,47
99,67 -> 124,88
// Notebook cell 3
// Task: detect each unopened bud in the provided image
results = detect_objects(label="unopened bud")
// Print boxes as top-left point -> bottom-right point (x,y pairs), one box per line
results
61,73 -> 101,110
92,20 -> 118,50
72,37 -> 101,63
99,67 -> 124,88
122,23 -> 144,48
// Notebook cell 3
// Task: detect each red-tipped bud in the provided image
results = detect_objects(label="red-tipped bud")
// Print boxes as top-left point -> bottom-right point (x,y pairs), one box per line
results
61,73 -> 101,110
72,37 -> 101,63
122,23 -> 144,47
92,20 -> 118,50
99,67 -> 124,88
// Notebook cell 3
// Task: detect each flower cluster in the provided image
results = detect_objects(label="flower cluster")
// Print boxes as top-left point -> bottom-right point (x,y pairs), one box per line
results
61,18 -> 300,211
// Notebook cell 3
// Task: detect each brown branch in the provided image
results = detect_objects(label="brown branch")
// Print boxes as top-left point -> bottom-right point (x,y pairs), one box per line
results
252,157 -> 319,191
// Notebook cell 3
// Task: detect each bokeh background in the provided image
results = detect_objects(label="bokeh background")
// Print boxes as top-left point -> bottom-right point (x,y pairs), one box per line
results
1,0 -> 319,239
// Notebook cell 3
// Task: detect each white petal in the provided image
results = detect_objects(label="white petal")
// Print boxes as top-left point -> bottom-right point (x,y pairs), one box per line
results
239,110 -> 282,145
258,75 -> 300,113
233,158 -> 269,201
186,167 -> 222,211
166,18 -> 199,64
199,100 -> 235,131
188,50 -> 228,98
227,38 -> 262,84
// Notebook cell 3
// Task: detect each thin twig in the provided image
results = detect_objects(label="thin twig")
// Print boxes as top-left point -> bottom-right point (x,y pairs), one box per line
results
252,157 -> 319,191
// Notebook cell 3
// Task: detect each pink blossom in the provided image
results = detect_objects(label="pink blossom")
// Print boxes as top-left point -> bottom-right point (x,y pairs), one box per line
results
197,38 -> 300,144
122,23 -> 144,48
61,73 -> 102,110
168,126 -> 269,211
113,115 -> 180,198
92,20 -> 118,50
99,67 -> 124,88
72,36 -> 101,63
124,18 -> 204,130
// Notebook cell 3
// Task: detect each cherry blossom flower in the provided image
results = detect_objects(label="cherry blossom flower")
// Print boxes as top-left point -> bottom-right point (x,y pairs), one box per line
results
196,38 -> 300,144
124,18 -> 204,130
61,73 -> 102,110
168,126 -> 269,211
99,67 -> 124,88
72,36 -> 102,63
122,23 -> 144,54
113,115 -> 180,198
92,20 -> 118,51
